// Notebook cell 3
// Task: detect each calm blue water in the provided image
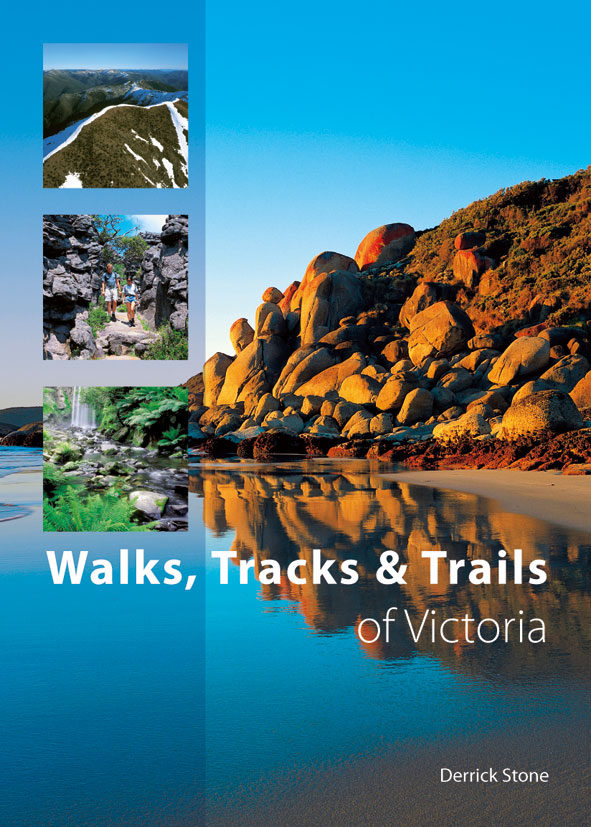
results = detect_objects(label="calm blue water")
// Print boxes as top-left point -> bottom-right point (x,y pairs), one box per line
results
0,456 -> 205,827
2,455 -> 591,824
195,460 -> 591,817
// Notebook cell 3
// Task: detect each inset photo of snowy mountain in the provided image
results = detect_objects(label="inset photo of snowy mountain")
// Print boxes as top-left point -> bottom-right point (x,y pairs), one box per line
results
43,44 -> 188,188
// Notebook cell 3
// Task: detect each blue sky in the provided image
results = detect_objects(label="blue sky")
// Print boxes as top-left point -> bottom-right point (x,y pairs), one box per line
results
43,43 -> 187,70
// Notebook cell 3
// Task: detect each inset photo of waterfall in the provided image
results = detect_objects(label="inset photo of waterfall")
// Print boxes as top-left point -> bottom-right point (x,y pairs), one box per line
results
43,386 -> 188,532
43,215 -> 189,360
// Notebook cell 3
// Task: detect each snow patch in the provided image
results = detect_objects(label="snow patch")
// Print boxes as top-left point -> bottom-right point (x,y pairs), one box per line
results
150,135 -> 164,151
59,172 -> 83,188
165,101 -> 188,183
153,158 -> 161,168
131,129 -> 148,144
161,158 -> 178,187
124,143 -> 146,163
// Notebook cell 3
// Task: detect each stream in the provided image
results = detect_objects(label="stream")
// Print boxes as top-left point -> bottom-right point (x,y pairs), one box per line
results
47,425 -> 188,530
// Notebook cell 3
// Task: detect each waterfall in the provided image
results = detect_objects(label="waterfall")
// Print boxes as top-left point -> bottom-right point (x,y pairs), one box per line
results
71,387 -> 96,429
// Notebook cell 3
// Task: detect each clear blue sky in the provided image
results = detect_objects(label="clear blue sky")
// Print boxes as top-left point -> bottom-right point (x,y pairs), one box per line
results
43,43 -> 187,70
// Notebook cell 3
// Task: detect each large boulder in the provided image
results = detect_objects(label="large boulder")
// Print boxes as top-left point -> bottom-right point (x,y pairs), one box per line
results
376,377 -> 415,412
302,251 -> 359,285
570,371 -> 591,410
300,270 -> 363,345
229,318 -> 255,353
339,374 -> 381,406
342,409 -> 373,439
217,337 -> 288,408
538,355 -> 590,391
454,230 -> 486,250
203,352 -> 234,407
399,282 -> 443,329
355,223 -> 416,269
488,336 -> 550,385
397,388 -> 433,426
408,301 -> 475,366
452,249 -> 489,289
278,281 -> 301,314
295,352 -> 366,397
433,411 -> 491,441
262,287 -> 284,304
273,346 -> 336,396
255,301 -> 287,339
501,390 -> 583,438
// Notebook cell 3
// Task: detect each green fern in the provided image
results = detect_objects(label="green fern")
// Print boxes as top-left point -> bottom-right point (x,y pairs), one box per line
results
43,488 -> 156,532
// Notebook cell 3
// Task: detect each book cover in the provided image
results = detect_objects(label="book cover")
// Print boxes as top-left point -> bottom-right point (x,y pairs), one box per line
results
1,3 -> 590,826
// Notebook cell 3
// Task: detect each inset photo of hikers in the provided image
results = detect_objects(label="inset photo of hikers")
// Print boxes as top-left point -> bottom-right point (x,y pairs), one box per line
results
43,214 -> 189,360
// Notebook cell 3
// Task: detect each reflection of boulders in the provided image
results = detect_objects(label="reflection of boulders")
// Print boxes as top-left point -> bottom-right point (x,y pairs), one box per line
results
138,215 -> 188,331
43,215 -> 103,360
193,461 -> 591,680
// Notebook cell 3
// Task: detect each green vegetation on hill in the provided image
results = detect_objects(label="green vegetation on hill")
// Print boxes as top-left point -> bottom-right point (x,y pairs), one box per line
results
43,103 -> 188,188
404,167 -> 591,333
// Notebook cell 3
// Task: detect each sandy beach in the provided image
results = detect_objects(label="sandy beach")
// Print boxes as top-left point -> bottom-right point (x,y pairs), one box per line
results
207,720 -> 590,826
382,469 -> 591,534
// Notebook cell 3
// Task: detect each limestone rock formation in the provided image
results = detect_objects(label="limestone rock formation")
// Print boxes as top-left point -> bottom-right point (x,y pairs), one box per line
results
138,215 -> 188,331
43,215 -> 103,359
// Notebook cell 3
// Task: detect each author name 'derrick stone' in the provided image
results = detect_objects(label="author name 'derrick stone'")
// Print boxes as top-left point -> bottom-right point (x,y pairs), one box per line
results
441,768 -> 549,783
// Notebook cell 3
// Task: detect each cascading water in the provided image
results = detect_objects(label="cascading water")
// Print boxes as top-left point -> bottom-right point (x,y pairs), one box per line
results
71,387 -> 96,429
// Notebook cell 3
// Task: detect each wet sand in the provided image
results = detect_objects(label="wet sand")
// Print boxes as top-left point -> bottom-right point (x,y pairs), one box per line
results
207,722 -> 590,826
383,469 -> 591,534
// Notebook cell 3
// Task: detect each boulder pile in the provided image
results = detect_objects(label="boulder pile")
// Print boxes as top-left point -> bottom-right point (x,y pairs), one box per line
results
188,222 -> 591,469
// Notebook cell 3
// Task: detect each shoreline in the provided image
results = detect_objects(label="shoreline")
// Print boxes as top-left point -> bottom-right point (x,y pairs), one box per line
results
383,468 -> 591,533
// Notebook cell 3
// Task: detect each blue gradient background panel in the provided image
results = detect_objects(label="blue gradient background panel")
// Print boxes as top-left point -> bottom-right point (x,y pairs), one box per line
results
0,5 -> 205,826
0,21 -> 204,407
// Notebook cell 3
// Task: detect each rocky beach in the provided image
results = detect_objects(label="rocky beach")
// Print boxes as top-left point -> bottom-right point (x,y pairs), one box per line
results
188,170 -> 591,473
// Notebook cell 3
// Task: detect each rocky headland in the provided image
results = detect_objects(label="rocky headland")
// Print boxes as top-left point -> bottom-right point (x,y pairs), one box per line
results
188,169 -> 591,473
43,214 -> 188,360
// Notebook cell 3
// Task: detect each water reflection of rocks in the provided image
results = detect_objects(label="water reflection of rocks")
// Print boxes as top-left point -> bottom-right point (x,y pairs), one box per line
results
191,459 -> 591,681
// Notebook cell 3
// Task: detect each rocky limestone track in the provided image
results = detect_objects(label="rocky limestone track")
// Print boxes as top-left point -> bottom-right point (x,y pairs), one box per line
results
188,215 -> 591,472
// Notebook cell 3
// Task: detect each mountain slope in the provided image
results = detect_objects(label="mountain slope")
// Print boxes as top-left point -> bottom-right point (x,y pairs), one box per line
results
0,407 -> 43,427
43,100 -> 188,189
43,69 -> 188,136
402,167 -> 591,333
